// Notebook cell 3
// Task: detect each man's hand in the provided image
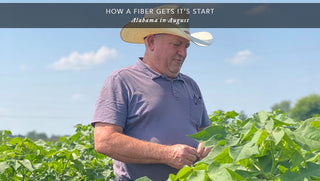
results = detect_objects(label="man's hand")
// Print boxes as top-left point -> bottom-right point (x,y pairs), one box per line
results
196,142 -> 212,161
164,144 -> 199,169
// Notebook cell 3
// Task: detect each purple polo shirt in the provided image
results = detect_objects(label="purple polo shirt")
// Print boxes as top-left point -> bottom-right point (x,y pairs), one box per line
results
92,58 -> 211,180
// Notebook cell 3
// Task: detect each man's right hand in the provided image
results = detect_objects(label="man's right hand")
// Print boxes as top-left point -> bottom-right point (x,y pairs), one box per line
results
164,144 -> 199,169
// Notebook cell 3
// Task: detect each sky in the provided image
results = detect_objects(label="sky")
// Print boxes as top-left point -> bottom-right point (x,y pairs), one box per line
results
1,0 -> 320,136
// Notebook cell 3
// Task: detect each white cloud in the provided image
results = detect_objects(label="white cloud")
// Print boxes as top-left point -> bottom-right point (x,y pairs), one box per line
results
227,50 -> 256,65
49,46 -> 117,71
71,93 -> 84,101
225,78 -> 237,85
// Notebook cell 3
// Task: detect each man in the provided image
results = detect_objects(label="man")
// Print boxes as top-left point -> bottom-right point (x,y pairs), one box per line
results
92,5 -> 213,181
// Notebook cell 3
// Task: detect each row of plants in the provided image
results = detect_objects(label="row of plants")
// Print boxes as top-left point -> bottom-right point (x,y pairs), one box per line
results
1,111 -> 320,180
165,111 -> 320,181
0,125 -> 114,180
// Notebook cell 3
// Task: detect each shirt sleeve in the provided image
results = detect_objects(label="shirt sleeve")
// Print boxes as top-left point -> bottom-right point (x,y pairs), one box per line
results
91,71 -> 128,128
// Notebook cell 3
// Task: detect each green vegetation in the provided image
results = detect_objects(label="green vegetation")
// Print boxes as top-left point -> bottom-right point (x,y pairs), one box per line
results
0,125 -> 114,180
1,110 -> 320,180
167,111 -> 320,181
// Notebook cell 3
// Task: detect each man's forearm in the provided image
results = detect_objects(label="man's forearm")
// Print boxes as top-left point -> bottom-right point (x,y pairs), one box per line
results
94,123 -> 199,169
95,131 -> 168,164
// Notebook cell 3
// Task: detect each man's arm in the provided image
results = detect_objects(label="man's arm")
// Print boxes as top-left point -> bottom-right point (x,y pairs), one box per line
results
94,122 -> 199,169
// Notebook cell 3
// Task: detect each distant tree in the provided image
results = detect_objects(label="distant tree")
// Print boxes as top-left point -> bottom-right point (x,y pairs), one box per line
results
238,110 -> 248,121
26,130 -> 48,140
271,100 -> 291,113
26,130 -> 37,140
37,132 -> 48,140
50,135 -> 62,142
290,94 -> 320,121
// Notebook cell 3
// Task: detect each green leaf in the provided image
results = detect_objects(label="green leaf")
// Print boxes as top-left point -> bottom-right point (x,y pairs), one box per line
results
0,130 -> 12,137
240,121 -> 257,142
282,130 -> 297,149
280,171 -> 304,181
224,135 -> 241,147
175,166 -> 192,179
229,142 -> 259,163
0,144 -> 9,153
278,146 -> 294,162
271,127 -> 285,145
13,160 -> 21,171
203,134 -> 239,148
72,160 -> 85,173
167,174 -> 176,181
33,163 -> 42,170
226,168 -> 245,180
70,132 -> 81,142
0,162 -> 10,174
278,164 -> 289,173
136,176 -> 152,181
256,153 -> 273,174
255,111 -> 274,131
258,111 -> 269,124
187,170 -> 206,181
34,139 -> 47,147
234,169 -> 257,179
8,137 -> 23,145
305,152 -> 319,163
292,117 -> 320,150
59,136 -> 66,142
6,152 -> 16,158
300,162 -> 320,178
310,120 -> 320,129
274,114 -> 296,127
214,147 -> 233,164
193,162 -> 208,171
19,159 -> 34,172
201,146 -> 225,164
290,150 -> 303,168
46,150 -> 58,158
207,163 -> 233,181
255,129 -> 269,146
265,119 -> 274,132
189,126 -> 227,143
238,159 -> 252,169
225,111 -> 238,119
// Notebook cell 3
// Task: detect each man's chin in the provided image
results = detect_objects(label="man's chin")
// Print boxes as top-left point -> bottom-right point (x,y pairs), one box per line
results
170,69 -> 181,77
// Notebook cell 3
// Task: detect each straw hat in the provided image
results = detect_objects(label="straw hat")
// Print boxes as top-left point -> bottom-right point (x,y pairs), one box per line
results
120,5 -> 213,47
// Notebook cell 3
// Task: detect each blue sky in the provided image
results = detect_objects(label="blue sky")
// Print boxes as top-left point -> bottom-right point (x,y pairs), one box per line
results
1,0 -> 320,136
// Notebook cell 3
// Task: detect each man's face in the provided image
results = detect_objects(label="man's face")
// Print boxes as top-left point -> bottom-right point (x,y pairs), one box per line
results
153,34 -> 190,78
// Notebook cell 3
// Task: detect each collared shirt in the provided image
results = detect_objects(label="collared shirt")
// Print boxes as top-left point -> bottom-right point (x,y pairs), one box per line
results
92,58 -> 211,181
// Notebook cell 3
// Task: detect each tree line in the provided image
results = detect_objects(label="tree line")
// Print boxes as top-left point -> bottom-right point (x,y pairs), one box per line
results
271,94 -> 320,121
11,130 -> 64,142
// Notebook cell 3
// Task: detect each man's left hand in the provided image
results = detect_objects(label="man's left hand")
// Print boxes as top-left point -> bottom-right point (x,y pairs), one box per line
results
196,142 -> 212,161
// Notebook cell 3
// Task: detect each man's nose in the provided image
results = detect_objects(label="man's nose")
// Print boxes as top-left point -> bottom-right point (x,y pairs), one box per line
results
177,46 -> 187,57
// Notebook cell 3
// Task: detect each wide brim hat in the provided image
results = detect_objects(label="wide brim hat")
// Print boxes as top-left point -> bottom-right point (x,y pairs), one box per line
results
120,5 -> 213,47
